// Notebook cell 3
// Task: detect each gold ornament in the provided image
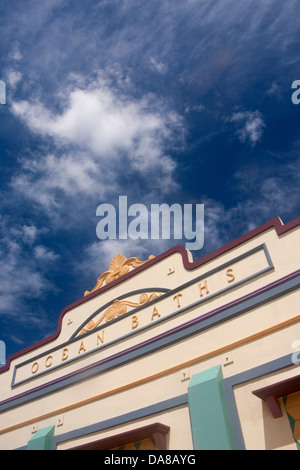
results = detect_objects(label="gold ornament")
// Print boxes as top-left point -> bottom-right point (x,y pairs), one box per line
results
77,292 -> 161,335
84,254 -> 155,296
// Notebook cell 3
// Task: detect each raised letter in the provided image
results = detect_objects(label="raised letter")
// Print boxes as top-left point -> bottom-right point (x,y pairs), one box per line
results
132,315 -> 139,329
184,204 -> 204,251
226,268 -> 235,283
78,340 -> 87,354
151,305 -> 161,321
198,280 -> 209,297
96,203 -> 116,240
45,355 -> 53,368
97,330 -> 105,345
62,348 -> 69,361
31,362 -> 39,374
173,293 -> 182,308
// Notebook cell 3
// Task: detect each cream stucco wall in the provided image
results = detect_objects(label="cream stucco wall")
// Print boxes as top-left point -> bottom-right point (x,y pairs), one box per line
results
0,218 -> 299,450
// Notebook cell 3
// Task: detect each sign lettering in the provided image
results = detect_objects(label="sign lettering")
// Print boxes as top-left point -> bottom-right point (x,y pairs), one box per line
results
12,244 -> 272,386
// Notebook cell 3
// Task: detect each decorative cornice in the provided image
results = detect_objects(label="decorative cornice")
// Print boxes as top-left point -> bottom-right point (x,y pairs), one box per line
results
84,254 -> 155,296
1,269 -> 299,415
77,292 -> 162,336
1,215 -> 300,374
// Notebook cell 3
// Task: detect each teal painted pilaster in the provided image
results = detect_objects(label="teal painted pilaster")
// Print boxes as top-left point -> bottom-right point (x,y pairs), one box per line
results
188,365 -> 235,450
27,425 -> 55,450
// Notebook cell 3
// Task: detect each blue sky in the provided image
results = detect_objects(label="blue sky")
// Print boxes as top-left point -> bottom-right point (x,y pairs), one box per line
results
1,0 -> 300,359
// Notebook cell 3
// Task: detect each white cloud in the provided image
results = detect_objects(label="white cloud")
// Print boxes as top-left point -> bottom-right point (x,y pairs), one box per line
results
150,57 -> 168,75
33,245 -> 60,263
0,220 -> 60,320
6,70 -> 22,89
13,151 -> 103,198
11,76 -> 184,214
10,42 -> 23,62
266,81 -> 282,98
0,242 -> 53,317
9,224 -> 45,245
12,79 -> 183,170
186,104 -> 205,113
22,224 -> 39,244
229,110 -> 265,146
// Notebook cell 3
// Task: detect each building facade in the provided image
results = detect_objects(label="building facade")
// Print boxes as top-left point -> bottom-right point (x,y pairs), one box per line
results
0,216 -> 300,450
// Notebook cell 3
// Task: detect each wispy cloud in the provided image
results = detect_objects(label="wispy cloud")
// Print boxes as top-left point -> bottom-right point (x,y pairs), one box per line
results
201,155 -> 300,254
149,57 -> 168,75
266,81 -> 282,99
0,226 -> 56,317
228,110 -> 265,146
6,71 -> 22,89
